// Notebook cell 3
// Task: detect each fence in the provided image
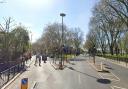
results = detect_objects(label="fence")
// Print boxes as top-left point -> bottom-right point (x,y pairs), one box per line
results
0,61 -> 25,88
97,54 -> 128,66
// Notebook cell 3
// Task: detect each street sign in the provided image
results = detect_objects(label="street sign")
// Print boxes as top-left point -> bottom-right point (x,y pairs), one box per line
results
21,78 -> 28,89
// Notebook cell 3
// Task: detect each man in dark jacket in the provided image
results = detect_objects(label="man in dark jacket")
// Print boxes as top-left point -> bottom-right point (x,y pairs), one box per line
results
35,53 -> 41,66
92,46 -> 97,64
42,54 -> 47,63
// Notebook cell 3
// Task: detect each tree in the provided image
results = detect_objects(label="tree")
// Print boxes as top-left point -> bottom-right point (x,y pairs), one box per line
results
10,26 -> 30,59
85,0 -> 126,55
84,29 -> 97,51
106,0 -> 128,27
32,23 -> 83,56
72,28 -> 83,54
0,17 -> 30,62
0,17 -> 15,61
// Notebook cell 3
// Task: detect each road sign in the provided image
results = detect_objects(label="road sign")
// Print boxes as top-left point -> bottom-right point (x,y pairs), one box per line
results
21,78 -> 28,89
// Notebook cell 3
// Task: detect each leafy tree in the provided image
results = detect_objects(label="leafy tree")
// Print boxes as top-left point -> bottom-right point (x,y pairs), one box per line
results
10,26 -> 30,59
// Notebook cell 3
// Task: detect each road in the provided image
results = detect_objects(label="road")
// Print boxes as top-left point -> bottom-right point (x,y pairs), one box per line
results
95,56 -> 128,89
5,55 -> 128,89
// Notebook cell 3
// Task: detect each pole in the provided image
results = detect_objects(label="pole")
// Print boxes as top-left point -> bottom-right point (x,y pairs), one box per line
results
60,16 -> 63,68
30,32 -> 32,60
60,13 -> 66,69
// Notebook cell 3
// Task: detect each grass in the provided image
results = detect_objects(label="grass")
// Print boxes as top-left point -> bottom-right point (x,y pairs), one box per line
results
64,54 -> 75,59
55,54 -> 75,59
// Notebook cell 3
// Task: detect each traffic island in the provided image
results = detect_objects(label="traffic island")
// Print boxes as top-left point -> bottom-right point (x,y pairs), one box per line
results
94,63 -> 110,72
50,62 -> 59,70
98,69 -> 110,73
88,60 -> 109,72
50,62 -> 67,70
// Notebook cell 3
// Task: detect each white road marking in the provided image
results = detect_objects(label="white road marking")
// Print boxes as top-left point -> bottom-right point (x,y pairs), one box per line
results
87,60 -> 120,82
99,73 -> 113,76
98,73 -> 104,79
78,74 -> 81,84
98,72 -> 120,82
111,72 -> 120,81
87,60 -> 98,71
87,59 -> 127,89
30,81 -> 36,89
111,86 -> 127,89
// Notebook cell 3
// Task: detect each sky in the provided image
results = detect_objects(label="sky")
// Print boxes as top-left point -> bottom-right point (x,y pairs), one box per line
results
0,0 -> 98,43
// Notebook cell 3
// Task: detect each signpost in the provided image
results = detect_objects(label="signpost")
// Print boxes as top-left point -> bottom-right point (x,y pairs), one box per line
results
21,78 -> 28,89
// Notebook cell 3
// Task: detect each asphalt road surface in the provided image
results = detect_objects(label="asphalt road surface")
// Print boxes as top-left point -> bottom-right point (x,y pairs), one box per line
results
5,55 -> 128,89
95,56 -> 128,89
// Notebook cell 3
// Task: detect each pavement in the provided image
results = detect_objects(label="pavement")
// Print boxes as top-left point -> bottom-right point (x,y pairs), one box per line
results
3,55 -> 128,89
1,56 -> 34,89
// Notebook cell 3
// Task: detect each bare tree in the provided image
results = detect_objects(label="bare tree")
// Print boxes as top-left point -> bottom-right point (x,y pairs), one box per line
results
87,0 -> 125,55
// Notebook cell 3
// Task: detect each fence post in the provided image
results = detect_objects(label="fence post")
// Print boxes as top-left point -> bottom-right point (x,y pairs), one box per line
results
14,66 -> 16,77
7,68 -> 10,82
126,58 -> 128,66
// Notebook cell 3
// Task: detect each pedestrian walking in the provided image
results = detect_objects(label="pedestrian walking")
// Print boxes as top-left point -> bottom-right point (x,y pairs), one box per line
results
42,54 -> 47,63
44,54 -> 47,63
91,46 -> 97,64
35,53 -> 41,66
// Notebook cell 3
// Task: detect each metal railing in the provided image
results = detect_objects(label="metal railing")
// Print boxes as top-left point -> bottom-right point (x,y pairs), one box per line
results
97,54 -> 128,66
0,61 -> 25,88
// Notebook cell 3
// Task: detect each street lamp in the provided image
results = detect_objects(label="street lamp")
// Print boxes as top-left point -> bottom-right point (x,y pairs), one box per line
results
60,13 -> 66,69
29,31 -> 32,60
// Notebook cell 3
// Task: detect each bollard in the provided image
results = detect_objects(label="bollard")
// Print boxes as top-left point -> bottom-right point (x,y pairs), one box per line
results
101,62 -> 103,71
59,61 -> 63,70
21,78 -> 28,89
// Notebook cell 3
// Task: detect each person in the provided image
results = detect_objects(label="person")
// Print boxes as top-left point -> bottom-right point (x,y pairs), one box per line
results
42,54 -> 47,63
92,46 -> 97,64
28,52 -> 32,60
88,48 -> 91,59
35,53 -> 41,66
44,54 -> 47,63
23,53 -> 28,64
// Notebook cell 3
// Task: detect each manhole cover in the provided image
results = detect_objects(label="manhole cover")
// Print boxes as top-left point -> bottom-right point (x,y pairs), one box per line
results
97,79 -> 111,84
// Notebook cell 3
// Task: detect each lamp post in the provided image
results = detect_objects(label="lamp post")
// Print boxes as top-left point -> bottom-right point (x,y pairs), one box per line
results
60,13 -> 66,69
29,31 -> 32,60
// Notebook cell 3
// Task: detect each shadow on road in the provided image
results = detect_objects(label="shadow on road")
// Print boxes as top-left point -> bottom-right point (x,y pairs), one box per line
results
67,66 -> 98,79
103,63 -> 114,70
70,58 -> 87,61
105,66 -> 114,70
69,63 -> 75,65
67,66 -> 111,84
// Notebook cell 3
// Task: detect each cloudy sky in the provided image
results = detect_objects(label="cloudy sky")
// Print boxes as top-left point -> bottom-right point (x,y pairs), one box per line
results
0,0 -> 98,42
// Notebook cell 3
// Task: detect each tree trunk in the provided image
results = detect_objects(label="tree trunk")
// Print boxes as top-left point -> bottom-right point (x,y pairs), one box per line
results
110,45 -> 114,55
